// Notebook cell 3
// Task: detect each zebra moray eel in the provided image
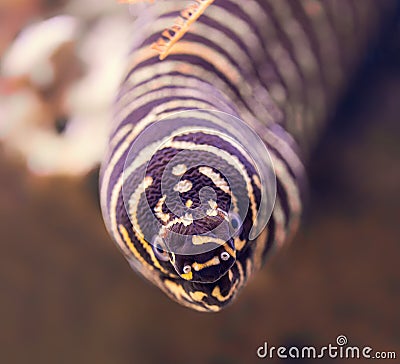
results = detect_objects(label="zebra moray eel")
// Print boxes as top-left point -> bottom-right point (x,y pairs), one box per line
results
100,0 -> 394,312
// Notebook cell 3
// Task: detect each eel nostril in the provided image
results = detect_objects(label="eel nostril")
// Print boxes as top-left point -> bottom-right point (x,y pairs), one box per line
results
220,252 -> 230,261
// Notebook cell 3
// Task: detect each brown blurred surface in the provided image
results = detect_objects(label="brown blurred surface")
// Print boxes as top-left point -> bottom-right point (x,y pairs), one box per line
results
1,8 -> 400,364
0,0 -> 68,57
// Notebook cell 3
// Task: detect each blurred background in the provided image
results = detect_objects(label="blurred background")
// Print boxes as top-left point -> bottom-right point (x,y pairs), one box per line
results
0,1 -> 399,363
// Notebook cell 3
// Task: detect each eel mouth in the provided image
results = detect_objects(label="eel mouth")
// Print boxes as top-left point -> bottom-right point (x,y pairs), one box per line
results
176,256 -> 236,283
184,262 -> 238,290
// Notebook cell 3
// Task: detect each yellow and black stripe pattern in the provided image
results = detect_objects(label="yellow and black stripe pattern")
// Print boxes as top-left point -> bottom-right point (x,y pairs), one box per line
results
100,0 -> 392,312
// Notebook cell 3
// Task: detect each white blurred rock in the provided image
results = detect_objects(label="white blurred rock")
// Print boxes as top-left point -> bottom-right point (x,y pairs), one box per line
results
0,8 -> 133,177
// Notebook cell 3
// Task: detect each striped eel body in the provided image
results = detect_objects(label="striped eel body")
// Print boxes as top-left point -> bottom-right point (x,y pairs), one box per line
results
100,0 -> 394,312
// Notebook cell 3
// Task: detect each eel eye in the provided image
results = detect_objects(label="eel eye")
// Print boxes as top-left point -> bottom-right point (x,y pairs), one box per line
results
183,265 -> 192,274
151,236 -> 169,262
228,211 -> 242,237
220,252 -> 230,261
